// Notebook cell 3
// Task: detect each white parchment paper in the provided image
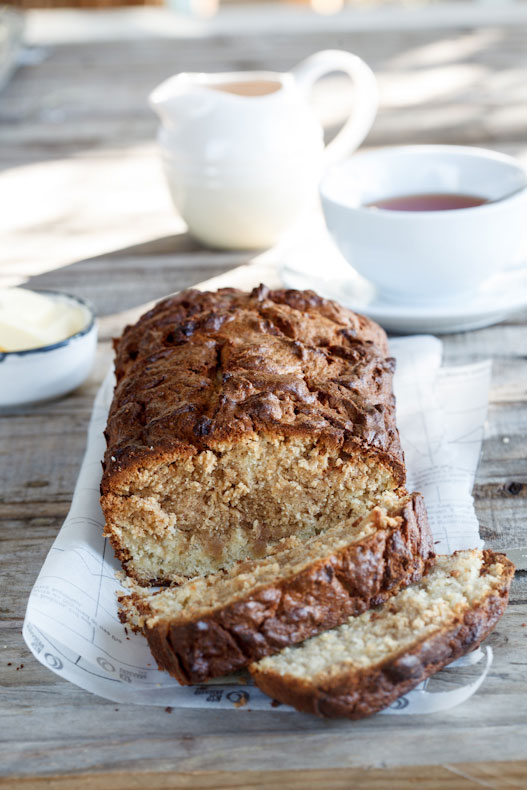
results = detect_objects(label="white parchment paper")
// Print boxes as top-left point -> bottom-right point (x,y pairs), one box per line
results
23,334 -> 492,713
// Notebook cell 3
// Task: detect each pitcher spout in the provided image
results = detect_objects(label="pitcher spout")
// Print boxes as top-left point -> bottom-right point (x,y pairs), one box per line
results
149,74 -> 218,131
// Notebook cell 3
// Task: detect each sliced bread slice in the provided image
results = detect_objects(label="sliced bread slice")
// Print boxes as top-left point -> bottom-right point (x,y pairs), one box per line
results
250,549 -> 514,719
119,493 -> 434,684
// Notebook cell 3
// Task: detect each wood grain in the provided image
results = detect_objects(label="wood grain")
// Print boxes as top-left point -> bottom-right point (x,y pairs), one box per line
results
2,762 -> 527,790
1,8 -> 526,786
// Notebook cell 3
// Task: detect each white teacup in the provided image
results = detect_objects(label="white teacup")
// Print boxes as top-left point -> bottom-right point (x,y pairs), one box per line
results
320,145 -> 527,305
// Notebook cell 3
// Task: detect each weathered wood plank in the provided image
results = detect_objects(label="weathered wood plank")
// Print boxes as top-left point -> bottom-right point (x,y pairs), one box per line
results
23,254 -> 251,316
2,762 -> 527,790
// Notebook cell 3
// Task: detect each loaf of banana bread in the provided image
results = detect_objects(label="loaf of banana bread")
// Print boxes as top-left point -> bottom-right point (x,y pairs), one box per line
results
101,285 -> 406,585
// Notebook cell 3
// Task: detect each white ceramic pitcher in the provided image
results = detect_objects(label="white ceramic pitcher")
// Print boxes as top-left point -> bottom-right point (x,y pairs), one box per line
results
150,50 -> 378,250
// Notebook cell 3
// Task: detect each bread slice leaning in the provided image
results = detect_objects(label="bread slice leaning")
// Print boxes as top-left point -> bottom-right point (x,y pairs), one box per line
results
119,493 -> 434,684
250,549 -> 514,719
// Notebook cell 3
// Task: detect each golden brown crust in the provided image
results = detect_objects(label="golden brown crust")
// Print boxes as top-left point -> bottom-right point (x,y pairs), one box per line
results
249,551 -> 514,719
101,285 -> 405,495
122,494 -> 434,684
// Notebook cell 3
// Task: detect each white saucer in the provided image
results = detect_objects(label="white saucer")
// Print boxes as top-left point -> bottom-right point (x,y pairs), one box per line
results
280,258 -> 527,334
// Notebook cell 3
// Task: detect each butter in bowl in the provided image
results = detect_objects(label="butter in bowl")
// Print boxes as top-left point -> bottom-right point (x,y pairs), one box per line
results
0,288 -> 97,408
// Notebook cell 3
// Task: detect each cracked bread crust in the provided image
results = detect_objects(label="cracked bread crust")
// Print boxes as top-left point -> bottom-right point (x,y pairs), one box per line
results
101,285 -> 405,495
119,494 -> 434,684
249,550 -> 514,719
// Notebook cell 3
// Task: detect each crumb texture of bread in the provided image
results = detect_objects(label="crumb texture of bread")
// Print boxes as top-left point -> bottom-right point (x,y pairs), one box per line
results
249,549 -> 514,719
101,286 -> 406,584
118,493 -> 435,683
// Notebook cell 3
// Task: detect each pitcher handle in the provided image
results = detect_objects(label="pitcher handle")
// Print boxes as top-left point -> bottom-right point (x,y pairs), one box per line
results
292,50 -> 378,166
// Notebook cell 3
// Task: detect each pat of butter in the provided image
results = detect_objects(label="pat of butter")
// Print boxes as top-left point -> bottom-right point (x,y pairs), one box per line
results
0,288 -> 86,352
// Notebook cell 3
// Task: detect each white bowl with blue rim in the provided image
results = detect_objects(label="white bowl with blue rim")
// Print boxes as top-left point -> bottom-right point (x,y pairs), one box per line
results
0,291 -> 97,408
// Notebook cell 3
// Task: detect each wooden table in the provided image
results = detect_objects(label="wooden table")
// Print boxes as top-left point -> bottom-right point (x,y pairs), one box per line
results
1,7 -> 526,788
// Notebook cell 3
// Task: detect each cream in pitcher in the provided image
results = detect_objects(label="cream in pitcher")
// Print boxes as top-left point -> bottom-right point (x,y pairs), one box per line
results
150,51 -> 378,249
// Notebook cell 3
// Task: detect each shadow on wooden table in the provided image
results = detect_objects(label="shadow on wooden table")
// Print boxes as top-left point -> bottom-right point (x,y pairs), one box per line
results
25,232 -> 255,317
